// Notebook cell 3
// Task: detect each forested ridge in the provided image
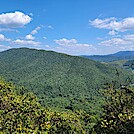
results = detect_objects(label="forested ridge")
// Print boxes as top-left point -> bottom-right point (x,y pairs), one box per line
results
0,48 -> 133,112
0,79 -> 134,133
0,48 -> 134,133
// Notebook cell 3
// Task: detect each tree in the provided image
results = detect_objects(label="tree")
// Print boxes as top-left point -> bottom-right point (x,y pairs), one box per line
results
0,79 -> 85,134
94,85 -> 134,134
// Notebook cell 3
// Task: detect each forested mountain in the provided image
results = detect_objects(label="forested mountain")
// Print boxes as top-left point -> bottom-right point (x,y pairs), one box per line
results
0,79 -> 87,133
82,51 -> 134,62
0,48 -> 134,133
1,77 -> 134,133
123,60 -> 134,70
0,48 -> 133,112
105,60 -> 134,71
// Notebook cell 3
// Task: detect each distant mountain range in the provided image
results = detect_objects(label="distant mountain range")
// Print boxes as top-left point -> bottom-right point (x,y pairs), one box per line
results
82,51 -> 134,62
0,48 -> 133,111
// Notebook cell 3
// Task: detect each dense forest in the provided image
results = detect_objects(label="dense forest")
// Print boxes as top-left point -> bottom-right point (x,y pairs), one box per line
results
0,48 -> 134,133
104,60 -> 134,71
0,48 -> 133,112
1,78 -> 134,133
123,60 -> 134,70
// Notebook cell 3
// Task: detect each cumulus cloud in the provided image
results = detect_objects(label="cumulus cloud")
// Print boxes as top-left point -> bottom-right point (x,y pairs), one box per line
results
13,39 -> 41,46
119,45 -> 134,51
54,38 -> 77,46
54,38 -> 96,55
0,44 -> 11,51
47,25 -> 53,29
43,36 -> 47,40
54,38 -> 93,48
25,34 -> 35,40
0,11 -> 32,28
0,34 -> 6,41
31,26 -> 41,35
108,30 -> 118,35
25,26 -> 41,41
0,34 -> 11,42
100,34 -> 134,46
100,38 -> 127,46
90,17 -> 134,35
29,13 -> 33,16
45,45 -> 50,48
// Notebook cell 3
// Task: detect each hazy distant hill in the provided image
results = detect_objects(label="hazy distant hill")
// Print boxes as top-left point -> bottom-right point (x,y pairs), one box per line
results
82,51 -> 134,62
0,48 -> 133,111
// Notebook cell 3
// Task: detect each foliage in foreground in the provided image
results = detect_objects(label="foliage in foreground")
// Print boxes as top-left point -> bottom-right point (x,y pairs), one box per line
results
0,79 -> 134,134
0,79 -> 86,134
94,85 -> 134,134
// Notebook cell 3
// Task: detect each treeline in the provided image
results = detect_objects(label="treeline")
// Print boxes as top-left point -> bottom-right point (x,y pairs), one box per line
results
0,79 -> 134,133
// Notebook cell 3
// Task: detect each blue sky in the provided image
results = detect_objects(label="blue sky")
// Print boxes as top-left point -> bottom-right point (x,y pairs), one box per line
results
0,0 -> 134,55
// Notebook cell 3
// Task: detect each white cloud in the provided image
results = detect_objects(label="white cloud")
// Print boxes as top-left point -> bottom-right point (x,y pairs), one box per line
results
43,36 -> 47,39
0,28 -> 18,32
100,34 -> 134,46
0,34 -> 6,41
124,34 -> 134,41
31,26 -> 41,35
25,34 -> 35,40
24,26 -> 41,41
54,38 -> 96,55
96,37 -> 104,40
45,45 -> 50,48
29,13 -> 33,16
119,45 -> 134,50
100,38 -> 127,46
47,25 -> 53,29
90,17 -> 116,29
0,34 -> 11,42
13,39 -> 41,46
90,17 -> 134,34
0,11 -> 32,28
108,30 -> 118,35
0,44 -> 11,51
54,38 -> 77,46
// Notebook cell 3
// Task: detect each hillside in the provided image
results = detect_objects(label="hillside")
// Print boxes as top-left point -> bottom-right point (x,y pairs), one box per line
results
123,60 -> 134,70
82,51 -> 134,62
107,60 -> 134,70
0,48 -> 133,112
1,79 -> 134,133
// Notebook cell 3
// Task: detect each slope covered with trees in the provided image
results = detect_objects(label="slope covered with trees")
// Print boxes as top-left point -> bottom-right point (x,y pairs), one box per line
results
1,78 -> 134,133
106,60 -> 134,72
123,60 -> 134,70
94,85 -> 134,134
0,48 -> 133,113
0,79 -> 86,133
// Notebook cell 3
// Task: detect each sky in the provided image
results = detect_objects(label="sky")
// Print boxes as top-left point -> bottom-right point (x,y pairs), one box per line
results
0,0 -> 134,55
